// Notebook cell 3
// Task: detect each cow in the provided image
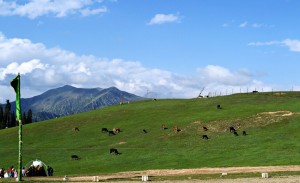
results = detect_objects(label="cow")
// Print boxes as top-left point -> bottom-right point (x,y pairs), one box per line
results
202,135 -> 209,140
71,155 -> 80,160
143,129 -> 148,133
229,126 -> 236,133
203,126 -> 208,131
233,131 -> 239,136
242,131 -> 247,136
110,148 -> 121,155
252,91 -> 258,93
101,128 -> 109,133
113,128 -> 121,133
217,105 -> 222,109
161,125 -> 168,130
173,126 -> 181,132
108,131 -> 116,136
72,127 -> 79,132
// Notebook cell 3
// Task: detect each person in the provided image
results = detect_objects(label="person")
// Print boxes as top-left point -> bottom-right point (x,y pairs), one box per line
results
22,167 -> 26,177
13,169 -> 18,178
0,168 -> 4,178
47,166 -> 53,176
7,166 -> 13,177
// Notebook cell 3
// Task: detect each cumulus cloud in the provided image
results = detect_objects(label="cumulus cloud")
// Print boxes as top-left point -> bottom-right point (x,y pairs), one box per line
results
148,13 -> 181,25
0,0 -> 107,19
282,39 -> 300,52
197,65 -> 252,86
0,59 -> 47,80
248,39 -> 300,52
0,33 -> 269,101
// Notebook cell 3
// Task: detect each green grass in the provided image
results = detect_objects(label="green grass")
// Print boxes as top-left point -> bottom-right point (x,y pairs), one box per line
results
1,92 -> 300,176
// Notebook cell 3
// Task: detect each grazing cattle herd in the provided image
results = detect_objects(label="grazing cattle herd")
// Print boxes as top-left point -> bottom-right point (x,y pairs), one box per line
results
70,103 -> 248,158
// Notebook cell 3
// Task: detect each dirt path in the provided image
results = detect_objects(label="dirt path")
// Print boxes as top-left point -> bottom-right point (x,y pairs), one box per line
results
24,165 -> 300,182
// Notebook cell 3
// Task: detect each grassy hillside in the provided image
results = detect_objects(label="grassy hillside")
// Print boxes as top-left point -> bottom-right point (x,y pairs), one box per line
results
1,92 -> 300,176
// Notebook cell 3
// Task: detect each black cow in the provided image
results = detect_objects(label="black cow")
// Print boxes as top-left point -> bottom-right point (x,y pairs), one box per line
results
202,135 -> 209,139
203,126 -> 208,131
242,131 -> 247,136
229,126 -> 236,132
102,128 -> 109,133
217,105 -> 222,109
110,148 -> 121,155
71,155 -> 80,160
143,129 -> 148,133
233,131 -> 239,136
108,131 -> 116,136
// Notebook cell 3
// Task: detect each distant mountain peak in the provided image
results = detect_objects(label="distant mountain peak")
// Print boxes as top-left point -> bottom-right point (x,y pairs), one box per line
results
7,85 -> 145,122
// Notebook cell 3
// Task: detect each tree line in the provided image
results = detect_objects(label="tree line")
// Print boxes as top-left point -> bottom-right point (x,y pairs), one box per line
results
0,100 -> 32,129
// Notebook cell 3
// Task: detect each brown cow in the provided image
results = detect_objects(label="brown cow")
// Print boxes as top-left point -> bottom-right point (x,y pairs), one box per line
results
173,126 -> 181,132
72,127 -> 79,132
113,128 -> 121,133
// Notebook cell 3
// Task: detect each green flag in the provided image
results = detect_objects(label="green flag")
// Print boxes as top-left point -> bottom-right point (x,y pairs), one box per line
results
11,73 -> 23,182
11,74 -> 21,121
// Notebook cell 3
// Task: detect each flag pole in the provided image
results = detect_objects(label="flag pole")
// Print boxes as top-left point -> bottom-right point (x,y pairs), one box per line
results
11,73 -> 22,181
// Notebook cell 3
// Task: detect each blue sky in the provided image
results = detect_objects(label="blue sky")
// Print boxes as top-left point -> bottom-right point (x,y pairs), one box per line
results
1,0 -> 300,102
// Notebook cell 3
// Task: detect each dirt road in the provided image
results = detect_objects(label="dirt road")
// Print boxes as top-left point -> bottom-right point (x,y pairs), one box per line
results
24,165 -> 300,182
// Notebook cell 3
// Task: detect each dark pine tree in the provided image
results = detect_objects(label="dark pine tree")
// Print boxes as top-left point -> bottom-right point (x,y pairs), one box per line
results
22,112 -> 27,125
10,111 -> 16,127
4,100 -> 11,128
0,105 -> 4,129
27,109 -> 33,124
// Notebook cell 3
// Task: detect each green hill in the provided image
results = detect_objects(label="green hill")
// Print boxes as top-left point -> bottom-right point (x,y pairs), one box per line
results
1,92 -> 300,176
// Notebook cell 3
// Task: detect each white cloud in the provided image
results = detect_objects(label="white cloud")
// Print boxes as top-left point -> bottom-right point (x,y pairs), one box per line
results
236,21 -> 271,29
282,39 -> 300,52
148,13 -> 181,25
248,41 -> 280,46
239,21 -> 248,28
81,7 -> 107,16
197,65 -> 253,86
0,33 -> 271,101
252,23 -> 263,28
0,0 -> 107,19
248,39 -> 300,52
0,59 -> 47,80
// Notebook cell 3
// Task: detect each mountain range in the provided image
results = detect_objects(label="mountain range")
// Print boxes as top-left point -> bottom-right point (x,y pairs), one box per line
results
7,85 -> 146,121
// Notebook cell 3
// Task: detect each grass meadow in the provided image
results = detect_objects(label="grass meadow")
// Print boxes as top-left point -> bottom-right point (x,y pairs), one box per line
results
1,91 -> 300,176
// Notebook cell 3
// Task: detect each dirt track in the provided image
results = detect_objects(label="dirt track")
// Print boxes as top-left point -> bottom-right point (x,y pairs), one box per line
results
24,165 -> 300,182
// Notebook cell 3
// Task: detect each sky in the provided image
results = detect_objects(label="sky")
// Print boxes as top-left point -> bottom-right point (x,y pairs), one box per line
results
0,0 -> 300,102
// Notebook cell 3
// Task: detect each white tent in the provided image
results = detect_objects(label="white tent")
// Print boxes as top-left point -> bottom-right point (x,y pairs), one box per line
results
25,159 -> 48,176
25,159 -> 47,168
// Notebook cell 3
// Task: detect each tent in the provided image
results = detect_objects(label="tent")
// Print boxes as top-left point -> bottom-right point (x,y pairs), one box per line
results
25,159 -> 48,176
